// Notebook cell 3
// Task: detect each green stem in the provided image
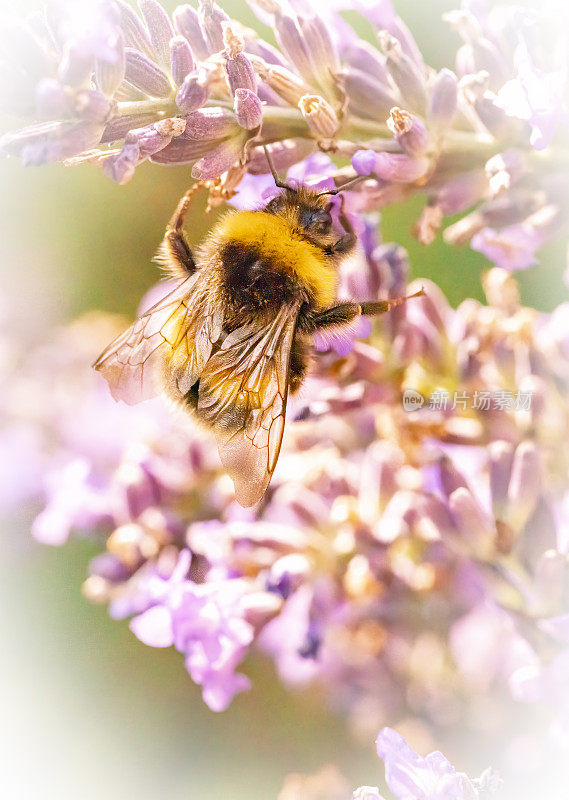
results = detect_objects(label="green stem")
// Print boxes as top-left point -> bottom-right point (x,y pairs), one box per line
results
259,106 -> 312,141
115,98 -> 177,117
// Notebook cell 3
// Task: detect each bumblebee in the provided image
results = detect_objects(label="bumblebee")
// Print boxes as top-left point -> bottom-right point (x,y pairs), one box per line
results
95,150 -> 422,506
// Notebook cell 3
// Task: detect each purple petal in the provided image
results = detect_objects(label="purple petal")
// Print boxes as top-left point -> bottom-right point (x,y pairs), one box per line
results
170,34 -> 195,86
173,4 -> 210,61
176,72 -> 209,114
471,224 -> 542,271
191,137 -> 243,180
124,47 -> 172,98
234,88 -> 262,130
138,0 -> 174,70
116,0 -> 154,59
130,605 -> 175,647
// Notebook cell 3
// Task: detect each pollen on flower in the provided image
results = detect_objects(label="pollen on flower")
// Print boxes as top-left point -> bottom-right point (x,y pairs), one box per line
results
154,117 -> 187,138
222,22 -> 244,58
387,107 -> 414,136
298,94 -> 339,139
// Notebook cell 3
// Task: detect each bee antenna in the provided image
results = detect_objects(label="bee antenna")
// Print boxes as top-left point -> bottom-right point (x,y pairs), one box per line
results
317,175 -> 365,196
263,145 -> 289,190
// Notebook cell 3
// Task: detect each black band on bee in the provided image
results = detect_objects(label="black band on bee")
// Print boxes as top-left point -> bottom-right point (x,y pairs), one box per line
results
220,241 -> 298,308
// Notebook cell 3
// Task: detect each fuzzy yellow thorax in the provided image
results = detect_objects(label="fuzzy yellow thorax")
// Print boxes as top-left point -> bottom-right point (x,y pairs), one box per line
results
217,211 -> 336,308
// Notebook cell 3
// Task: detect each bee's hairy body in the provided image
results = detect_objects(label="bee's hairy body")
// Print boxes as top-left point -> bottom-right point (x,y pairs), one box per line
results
161,188 -> 355,414
95,181 -> 420,507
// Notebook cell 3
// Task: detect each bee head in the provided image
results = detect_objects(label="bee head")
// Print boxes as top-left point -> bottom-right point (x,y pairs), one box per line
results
264,185 -> 334,241
260,146 -> 363,255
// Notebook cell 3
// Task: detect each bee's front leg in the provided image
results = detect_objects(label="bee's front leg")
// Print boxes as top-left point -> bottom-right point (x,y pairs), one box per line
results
329,193 -> 356,256
161,186 -> 200,275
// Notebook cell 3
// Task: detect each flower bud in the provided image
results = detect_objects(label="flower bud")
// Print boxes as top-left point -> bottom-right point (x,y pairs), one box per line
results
428,68 -> 458,134
470,38 -> 509,91
489,440 -> 514,520
139,0 -> 175,70
506,441 -> 541,532
176,71 -> 209,113
104,118 -> 185,183
476,96 -> 513,139
223,26 -> 257,94
191,136 -> 243,180
449,487 -> 496,557
247,138 -> 315,174
0,120 -> 103,165
124,47 -> 172,98
170,35 -> 195,85
345,69 -> 398,122
254,60 -> 307,106
116,0 -> 154,58
234,88 -> 262,130
96,31 -> 126,97
298,94 -> 338,139
358,441 -> 404,524
435,169 -> 488,215
298,14 -> 340,90
344,41 -> 390,83
275,12 -> 314,87
101,110 -> 163,143
471,225 -> 542,272
352,149 -> 428,182
387,106 -> 429,155
89,552 -> 131,583
150,137 -> 219,164
378,31 -> 427,114
199,0 -> 229,54
173,4 -> 210,60
184,106 -> 238,140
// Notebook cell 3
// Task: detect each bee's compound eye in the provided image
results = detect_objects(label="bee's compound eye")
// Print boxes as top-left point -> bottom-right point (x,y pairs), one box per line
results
300,209 -> 332,233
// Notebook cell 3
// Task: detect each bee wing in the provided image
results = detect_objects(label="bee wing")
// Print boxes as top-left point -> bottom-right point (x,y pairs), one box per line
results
198,300 -> 302,507
94,274 -> 220,404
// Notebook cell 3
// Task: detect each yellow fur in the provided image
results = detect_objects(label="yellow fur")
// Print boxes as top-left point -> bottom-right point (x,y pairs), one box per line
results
215,211 -> 336,308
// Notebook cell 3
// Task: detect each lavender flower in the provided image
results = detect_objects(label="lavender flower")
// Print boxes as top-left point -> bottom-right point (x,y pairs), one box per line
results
2,1 -> 569,790
470,224 -> 543,272
375,727 -> 483,799
0,0 -> 259,181
1,0 -> 567,264
3,213 -> 569,772
129,555 -> 254,711
284,727 -> 498,800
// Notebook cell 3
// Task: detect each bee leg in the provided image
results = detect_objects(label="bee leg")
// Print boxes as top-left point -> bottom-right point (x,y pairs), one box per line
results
330,193 -> 356,255
162,186 -> 200,274
301,302 -> 360,332
303,289 -> 426,332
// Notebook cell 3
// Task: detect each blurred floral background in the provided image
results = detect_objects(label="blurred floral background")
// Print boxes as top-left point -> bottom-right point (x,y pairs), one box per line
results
1,0 -> 568,798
